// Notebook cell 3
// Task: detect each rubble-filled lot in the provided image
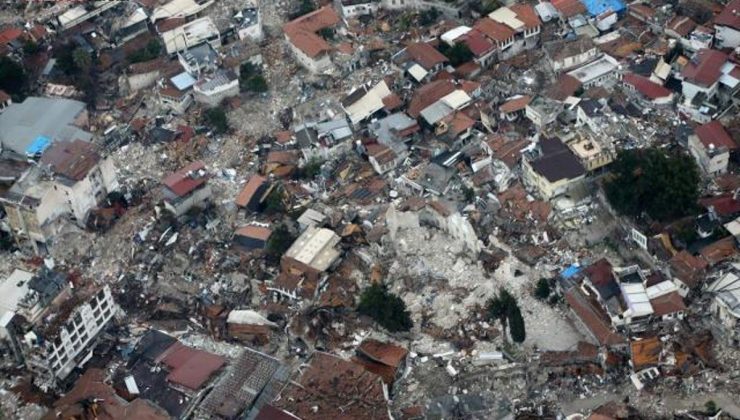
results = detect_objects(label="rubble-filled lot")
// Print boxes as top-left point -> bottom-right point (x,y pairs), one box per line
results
382,225 -> 584,351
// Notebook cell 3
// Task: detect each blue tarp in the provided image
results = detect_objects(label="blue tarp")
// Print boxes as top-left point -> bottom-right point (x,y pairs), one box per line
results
582,0 -> 625,16
561,264 -> 582,279
25,135 -> 51,156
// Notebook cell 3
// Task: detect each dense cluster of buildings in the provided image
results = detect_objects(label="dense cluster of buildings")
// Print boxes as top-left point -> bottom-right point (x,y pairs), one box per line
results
0,0 -> 739,418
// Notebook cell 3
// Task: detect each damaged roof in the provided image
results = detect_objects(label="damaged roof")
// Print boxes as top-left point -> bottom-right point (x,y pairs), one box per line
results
39,139 -> 100,182
530,137 -> 586,183
274,352 -> 389,420
156,342 -> 225,391
162,161 -> 208,197
565,286 -> 626,347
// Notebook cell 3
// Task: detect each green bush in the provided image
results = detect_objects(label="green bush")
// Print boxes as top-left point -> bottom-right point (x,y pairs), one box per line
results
358,284 -> 413,332
534,278 -> 551,300
203,107 -> 229,134
128,40 -> 162,64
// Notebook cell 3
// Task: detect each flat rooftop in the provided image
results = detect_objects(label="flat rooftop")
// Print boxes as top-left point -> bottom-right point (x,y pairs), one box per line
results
285,226 -> 341,271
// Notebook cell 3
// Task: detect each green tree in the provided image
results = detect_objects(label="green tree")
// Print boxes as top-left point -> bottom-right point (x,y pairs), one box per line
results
203,107 -> 229,134
127,40 -> 162,63
470,0 -> 501,14
605,148 -> 700,222
265,224 -> 294,262
300,157 -> 323,179
264,186 -> 285,215
0,57 -> 27,97
439,43 -> 473,66
358,284 -> 413,332
419,7 -> 441,26
487,289 -> 525,343
318,27 -> 334,40
72,47 -> 92,72
705,400 -> 718,415
23,40 -> 40,55
292,0 -> 315,18
239,62 -> 268,93
462,186 -> 475,202
534,278 -> 551,300
508,304 -> 526,343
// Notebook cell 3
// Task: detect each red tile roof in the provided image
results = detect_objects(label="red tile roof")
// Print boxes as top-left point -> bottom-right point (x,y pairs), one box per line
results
474,18 -> 515,42
162,161 -> 208,197
695,120 -> 736,150
235,225 -> 272,241
408,79 -> 456,117
565,287 -> 626,347
629,4 -> 655,19
499,95 -> 532,113
682,49 -> 728,87
486,134 -> 528,168
235,174 -> 267,207
382,93 -> 403,110
545,73 -> 582,101
44,369 -> 169,420
510,3 -> 541,29
405,41 -> 448,70
649,291 -> 686,317
463,30 -> 495,57
669,250 -> 707,288
699,194 -> 740,216
446,112 -> 476,136
630,337 -> 661,370
715,0 -> 740,30
158,342 -> 225,391
552,0 -> 587,18
283,6 -> 340,58
666,16 -> 697,37
255,406 -> 301,420
0,27 -> 23,45
40,140 -> 100,181
275,352 -> 389,420
29,24 -> 47,41
357,339 -> 408,368
699,236 -> 738,265
622,73 -> 673,100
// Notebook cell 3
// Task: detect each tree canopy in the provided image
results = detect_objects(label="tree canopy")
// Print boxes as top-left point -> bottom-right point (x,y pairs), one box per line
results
604,148 -> 700,222
358,284 -> 413,332
128,40 -> 162,64
487,288 -> 526,343
265,224 -> 294,262
438,43 -> 473,66
202,106 -> 229,134
239,62 -> 268,93
0,57 -> 27,98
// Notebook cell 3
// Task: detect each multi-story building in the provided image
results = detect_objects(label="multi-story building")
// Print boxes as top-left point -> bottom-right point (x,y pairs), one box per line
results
161,17 -> 221,55
1,269 -> 117,390
688,120 -> 736,176
714,0 -> 740,49
161,161 -> 212,217
283,6 -> 341,74
522,137 -> 586,200
706,265 -> 740,347
1,140 -> 119,249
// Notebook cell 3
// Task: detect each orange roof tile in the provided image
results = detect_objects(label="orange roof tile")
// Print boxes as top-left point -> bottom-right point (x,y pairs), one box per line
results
235,175 -> 267,207
283,6 -> 340,58
499,95 -> 532,113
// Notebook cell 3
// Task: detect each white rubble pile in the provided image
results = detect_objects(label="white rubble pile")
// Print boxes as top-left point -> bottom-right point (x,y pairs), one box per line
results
384,226 -> 583,350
